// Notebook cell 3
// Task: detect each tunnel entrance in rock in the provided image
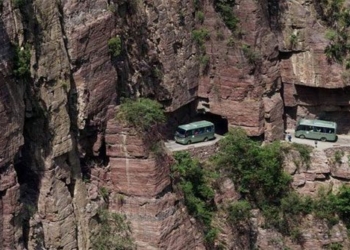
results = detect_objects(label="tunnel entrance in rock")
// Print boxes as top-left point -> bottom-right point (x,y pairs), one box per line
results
291,85 -> 350,134
194,112 -> 228,135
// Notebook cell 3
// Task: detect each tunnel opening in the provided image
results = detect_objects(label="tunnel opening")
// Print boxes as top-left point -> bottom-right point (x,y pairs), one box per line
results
165,99 -> 229,140
194,112 -> 229,136
291,85 -> 350,134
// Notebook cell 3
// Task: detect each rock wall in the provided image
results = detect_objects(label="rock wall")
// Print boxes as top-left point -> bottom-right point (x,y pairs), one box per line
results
104,116 -> 205,249
279,0 -> 350,132
197,0 -> 283,140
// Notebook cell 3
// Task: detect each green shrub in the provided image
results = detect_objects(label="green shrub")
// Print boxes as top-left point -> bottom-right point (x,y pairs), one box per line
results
227,36 -> 235,47
92,210 -> 134,250
290,34 -> 298,48
200,54 -> 210,66
280,192 -> 313,215
334,150 -> 344,164
192,29 -> 210,46
107,4 -> 116,13
99,187 -> 109,202
196,11 -> 205,24
325,29 -> 338,41
117,98 -> 165,131
108,36 -> 122,57
214,0 -> 239,31
321,0 -> 350,64
241,44 -> 260,64
327,242 -> 343,250
290,228 -> 304,244
289,143 -> 312,168
228,200 -> 251,223
216,30 -> 225,41
214,128 -> 291,207
153,66 -> 163,80
313,188 -> 339,226
333,185 -> 350,225
172,152 -> 217,242
13,45 -> 31,78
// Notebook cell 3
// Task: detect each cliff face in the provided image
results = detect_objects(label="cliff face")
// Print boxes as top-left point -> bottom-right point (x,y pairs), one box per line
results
1,0 -> 350,249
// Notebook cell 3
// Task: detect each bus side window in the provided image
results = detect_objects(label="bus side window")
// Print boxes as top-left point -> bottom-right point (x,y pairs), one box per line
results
194,129 -> 199,135
199,128 -> 205,134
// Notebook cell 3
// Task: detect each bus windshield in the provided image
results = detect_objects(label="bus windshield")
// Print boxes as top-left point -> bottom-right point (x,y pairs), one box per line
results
175,128 -> 186,138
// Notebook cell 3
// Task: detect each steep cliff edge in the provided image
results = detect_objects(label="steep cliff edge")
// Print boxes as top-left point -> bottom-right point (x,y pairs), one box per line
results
1,0 -> 350,249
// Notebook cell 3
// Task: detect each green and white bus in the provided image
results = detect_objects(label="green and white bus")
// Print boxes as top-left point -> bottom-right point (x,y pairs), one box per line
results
174,120 -> 215,145
294,119 -> 337,142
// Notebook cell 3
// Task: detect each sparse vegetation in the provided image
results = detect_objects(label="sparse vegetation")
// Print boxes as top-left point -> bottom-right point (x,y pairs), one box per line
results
107,4 -> 117,13
117,98 -> 166,132
321,0 -> 350,65
192,28 -> 210,47
281,142 -> 312,169
171,151 -> 217,244
13,44 -> 31,78
153,66 -> 163,80
199,54 -> 210,67
92,209 -> 135,250
196,11 -> 205,24
216,30 -> 225,41
228,200 -> 251,224
241,44 -> 260,65
290,33 -> 298,48
227,36 -> 235,47
99,187 -> 110,202
192,29 -> 210,74
214,128 -> 292,207
171,127 -> 350,246
214,0 -> 239,32
327,242 -> 343,250
108,36 -> 122,57
334,150 -> 344,165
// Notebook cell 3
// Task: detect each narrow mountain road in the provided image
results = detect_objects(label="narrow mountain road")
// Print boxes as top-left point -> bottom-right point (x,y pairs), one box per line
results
286,129 -> 350,150
165,130 -> 350,153
164,134 -> 223,152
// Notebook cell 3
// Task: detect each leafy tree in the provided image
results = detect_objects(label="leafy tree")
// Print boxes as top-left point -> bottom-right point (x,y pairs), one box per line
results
213,128 -> 291,207
108,36 -> 122,57
13,45 -> 31,78
192,29 -> 210,46
92,210 -> 135,250
228,200 -> 251,223
117,98 -> 165,131
214,0 -> 239,31
333,185 -> 350,225
172,152 -> 217,242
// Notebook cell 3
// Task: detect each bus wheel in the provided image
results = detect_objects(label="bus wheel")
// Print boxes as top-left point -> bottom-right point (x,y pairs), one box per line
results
321,137 -> 327,142
204,137 -> 208,142
187,140 -> 192,145
300,135 -> 305,139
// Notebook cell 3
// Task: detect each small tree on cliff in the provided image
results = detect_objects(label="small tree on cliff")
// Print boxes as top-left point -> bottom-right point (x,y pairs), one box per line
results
117,98 -> 166,132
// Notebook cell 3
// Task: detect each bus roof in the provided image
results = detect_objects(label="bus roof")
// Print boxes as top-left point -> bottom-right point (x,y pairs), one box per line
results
297,119 -> 337,129
178,120 -> 214,130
